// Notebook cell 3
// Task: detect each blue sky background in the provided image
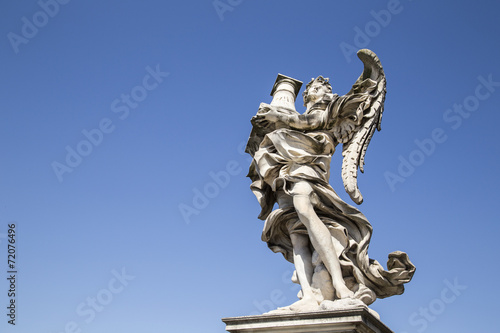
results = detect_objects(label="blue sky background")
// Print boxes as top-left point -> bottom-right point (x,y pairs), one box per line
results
1,0 -> 499,332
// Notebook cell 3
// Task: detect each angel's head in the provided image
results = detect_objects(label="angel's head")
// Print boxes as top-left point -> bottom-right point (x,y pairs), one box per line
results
303,76 -> 332,106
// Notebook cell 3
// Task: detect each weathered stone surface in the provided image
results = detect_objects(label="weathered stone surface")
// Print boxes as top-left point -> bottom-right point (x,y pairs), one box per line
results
222,308 -> 393,333
245,49 -> 415,313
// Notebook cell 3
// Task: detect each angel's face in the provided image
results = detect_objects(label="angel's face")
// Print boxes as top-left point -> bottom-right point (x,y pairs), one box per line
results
305,83 -> 331,104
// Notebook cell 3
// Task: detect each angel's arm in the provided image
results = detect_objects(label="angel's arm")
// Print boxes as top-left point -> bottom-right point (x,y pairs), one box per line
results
252,106 -> 327,131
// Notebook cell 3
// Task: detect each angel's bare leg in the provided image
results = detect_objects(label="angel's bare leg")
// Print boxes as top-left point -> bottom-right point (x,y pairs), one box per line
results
292,181 -> 354,299
276,191 -> 317,308
289,233 -> 317,308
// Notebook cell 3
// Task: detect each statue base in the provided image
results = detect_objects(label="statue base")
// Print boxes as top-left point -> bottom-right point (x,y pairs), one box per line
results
222,308 -> 393,333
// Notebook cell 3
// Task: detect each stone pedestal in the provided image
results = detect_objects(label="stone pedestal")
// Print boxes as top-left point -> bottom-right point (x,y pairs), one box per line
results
222,308 -> 393,333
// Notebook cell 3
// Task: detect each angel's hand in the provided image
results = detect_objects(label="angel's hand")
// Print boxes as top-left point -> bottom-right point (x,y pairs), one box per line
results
252,109 -> 281,127
257,104 -> 273,113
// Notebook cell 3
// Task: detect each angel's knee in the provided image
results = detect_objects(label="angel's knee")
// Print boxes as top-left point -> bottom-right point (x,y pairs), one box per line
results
291,181 -> 314,196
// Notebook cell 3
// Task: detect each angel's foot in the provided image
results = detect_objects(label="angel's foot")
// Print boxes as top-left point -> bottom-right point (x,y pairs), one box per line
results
335,285 -> 355,299
289,296 -> 320,312
320,298 -> 366,311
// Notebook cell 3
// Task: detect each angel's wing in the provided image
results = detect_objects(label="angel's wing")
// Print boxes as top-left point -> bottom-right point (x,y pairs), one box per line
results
330,49 -> 386,205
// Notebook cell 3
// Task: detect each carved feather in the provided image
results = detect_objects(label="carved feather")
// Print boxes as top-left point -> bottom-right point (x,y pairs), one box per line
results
338,49 -> 386,205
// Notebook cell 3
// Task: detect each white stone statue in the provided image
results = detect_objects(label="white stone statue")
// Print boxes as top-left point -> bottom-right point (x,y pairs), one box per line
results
246,49 -> 415,313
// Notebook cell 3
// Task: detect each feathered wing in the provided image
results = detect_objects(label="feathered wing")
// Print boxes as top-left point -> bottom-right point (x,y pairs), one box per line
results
331,49 -> 386,204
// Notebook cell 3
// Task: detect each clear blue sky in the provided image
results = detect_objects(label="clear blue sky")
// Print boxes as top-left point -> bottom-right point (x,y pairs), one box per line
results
1,0 -> 499,332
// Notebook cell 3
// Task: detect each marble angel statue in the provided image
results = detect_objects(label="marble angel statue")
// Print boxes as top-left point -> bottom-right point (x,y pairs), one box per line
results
245,49 -> 415,313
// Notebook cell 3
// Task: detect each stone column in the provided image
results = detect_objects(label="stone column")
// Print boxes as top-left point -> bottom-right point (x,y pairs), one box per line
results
244,74 -> 302,156
269,74 -> 303,112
